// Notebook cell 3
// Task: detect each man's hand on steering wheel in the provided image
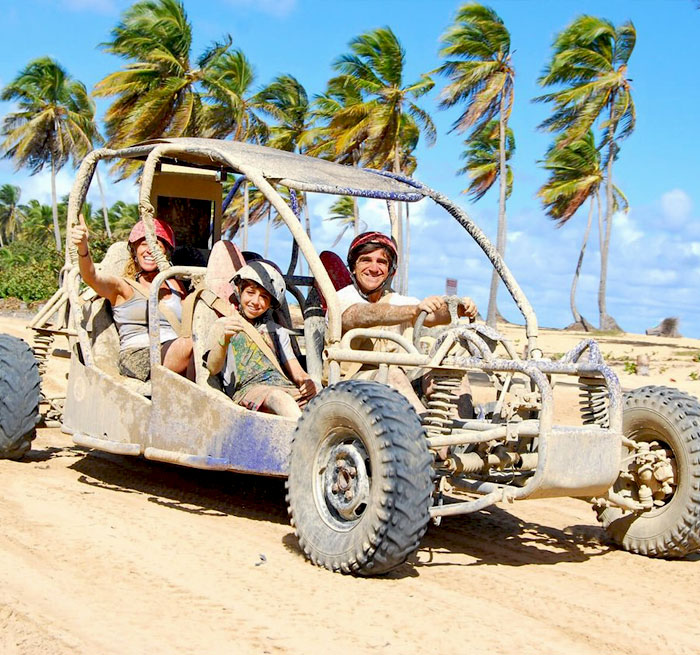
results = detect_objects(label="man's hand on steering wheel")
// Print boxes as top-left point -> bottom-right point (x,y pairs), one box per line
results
416,295 -> 446,323
457,296 -> 478,320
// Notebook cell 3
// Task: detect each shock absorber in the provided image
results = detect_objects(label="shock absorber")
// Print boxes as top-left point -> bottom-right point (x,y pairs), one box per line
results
422,370 -> 464,438
579,375 -> 609,428
32,328 -> 54,377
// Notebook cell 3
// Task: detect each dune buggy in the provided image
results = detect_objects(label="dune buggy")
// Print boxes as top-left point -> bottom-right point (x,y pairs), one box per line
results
11,137 -> 700,575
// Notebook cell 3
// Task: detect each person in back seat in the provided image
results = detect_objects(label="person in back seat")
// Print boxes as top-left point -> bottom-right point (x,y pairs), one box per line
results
205,260 -> 318,418
71,214 -> 194,381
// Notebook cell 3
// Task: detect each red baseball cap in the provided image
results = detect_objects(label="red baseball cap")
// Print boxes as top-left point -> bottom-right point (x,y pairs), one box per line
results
128,218 -> 176,249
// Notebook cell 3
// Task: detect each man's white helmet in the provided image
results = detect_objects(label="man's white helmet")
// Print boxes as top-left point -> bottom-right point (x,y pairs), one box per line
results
231,261 -> 286,308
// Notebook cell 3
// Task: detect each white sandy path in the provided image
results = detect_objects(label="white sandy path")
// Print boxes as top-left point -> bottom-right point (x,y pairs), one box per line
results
1,314 -> 699,654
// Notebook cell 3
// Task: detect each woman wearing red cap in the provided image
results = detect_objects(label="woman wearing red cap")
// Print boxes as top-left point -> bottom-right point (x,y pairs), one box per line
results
71,214 -> 193,381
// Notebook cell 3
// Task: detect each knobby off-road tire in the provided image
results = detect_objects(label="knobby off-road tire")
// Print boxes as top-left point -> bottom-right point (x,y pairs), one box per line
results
286,380 -> 434,575
0,334 -> 40,460
598,386 -> 700,557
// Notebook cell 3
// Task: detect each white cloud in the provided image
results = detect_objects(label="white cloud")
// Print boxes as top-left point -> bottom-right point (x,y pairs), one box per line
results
613,211 -> 642,245
506,230 -> 523,244
645,269 -> 678,286
661,188 -> 692,225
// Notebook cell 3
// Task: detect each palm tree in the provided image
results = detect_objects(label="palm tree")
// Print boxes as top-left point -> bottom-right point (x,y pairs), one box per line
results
108,200 -> 140,238
438,3 -> 515,327
459,120 -> 514,201
94,0 -> 232,177
20,199 -> 55,244
538,131 -> 601,330
258,75 -> 312,153
333,27 -> 436,293
1,56 -> 98,250
0,184 -> 26,247
536,15 -> 636,331
307,77 -> 367,236
202,48 -> 268,143
257,74 -> 315,270
325,195 -> 368,247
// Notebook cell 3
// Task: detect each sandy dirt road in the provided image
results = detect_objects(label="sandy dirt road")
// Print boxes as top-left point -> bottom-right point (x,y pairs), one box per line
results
1,315 -> 700,654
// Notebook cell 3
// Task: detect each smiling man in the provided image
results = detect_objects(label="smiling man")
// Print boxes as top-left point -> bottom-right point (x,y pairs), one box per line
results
337,231 -> 477,415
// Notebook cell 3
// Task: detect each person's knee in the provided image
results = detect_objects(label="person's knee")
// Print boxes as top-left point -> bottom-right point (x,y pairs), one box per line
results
264,390 -> 301,418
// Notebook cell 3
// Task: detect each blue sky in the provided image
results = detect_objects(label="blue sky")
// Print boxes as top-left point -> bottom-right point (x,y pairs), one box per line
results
1,0 -> 699,336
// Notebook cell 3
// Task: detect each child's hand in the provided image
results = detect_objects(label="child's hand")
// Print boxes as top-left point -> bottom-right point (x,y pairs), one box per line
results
215,315 -> 247,344
298,377 -> 318,400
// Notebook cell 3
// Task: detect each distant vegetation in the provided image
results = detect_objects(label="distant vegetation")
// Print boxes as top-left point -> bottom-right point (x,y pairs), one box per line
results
0,1 -> 636,328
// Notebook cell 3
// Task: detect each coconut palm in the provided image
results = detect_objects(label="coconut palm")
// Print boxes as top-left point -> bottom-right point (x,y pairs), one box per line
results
536,15 -> 636,331
333,28 -> 436,172
459,120 -> 514,201
257,75 -> 315,267
538,131 -> 600,330
0,184 -> 26,247
94,0 -> 232,177
1,56 -> 98,250
258,75 -> 312,153
325,195 -> 368,247
202,48 -> 268,143
20,199 -> 55,244
108,200 -> 140,239
333,27 -> 436,293
438,3 -> 515,327
538,131 -> 628,330
307,76 -> 365,164
307,77 -> 368,237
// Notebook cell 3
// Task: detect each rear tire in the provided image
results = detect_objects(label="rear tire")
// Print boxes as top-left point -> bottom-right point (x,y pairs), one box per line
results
286,380 -> 433,575
598,386 -> 700,557
0,334 -> 40,460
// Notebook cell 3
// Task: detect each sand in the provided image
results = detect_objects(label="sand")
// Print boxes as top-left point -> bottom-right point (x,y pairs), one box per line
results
1,313 -> 699,655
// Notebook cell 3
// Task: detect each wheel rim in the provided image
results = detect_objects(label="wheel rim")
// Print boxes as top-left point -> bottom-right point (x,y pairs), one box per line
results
313,428 -> 372,531
621,425 -> 679,518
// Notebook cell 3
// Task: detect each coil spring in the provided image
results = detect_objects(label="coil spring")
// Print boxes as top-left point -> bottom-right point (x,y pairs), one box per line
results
422,372 -> 463,438
32,330 -> 54,377
579,376 -> 609,428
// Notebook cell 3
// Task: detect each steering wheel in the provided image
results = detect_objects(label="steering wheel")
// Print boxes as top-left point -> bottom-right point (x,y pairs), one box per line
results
413,295 -> 470,350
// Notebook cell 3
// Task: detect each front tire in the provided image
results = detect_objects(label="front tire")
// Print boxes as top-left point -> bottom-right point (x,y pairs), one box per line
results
598,386 -> 700,557
286,380 -> 433,575
0,334 -> 40,460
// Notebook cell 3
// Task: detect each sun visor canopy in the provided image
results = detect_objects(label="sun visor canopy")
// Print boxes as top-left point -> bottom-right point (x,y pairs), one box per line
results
130,138 -> 426,201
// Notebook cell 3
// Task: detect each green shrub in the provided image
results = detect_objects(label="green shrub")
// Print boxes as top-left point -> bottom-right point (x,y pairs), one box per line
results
0,241 -> 63,302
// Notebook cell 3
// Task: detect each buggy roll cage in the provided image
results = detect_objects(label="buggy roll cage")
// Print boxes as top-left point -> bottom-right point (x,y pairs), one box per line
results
65,137 -> 539,360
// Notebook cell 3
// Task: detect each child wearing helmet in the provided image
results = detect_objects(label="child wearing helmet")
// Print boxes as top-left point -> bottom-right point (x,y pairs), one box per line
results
206,260 -> 318,418
71,214 -> 193,381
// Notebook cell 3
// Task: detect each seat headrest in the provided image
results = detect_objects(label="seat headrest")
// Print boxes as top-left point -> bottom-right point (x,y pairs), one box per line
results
205,240 -> 246,302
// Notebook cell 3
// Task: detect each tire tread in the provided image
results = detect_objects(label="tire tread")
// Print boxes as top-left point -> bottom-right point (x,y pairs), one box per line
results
286,380 -> 433,575
0,334 -> 40,460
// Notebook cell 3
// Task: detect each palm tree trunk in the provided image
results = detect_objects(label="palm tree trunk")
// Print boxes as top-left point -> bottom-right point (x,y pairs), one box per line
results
303,192 -> 311,277
264,205 -> 271,259
393,149 -> 405,294
50,157 -> 61,252
486,102 -> 508,327
352,197 -> 359,237
242,180 -> 249,251
404,202 -> 411,295
352,153 -> 360,237
95,165 -> 112,239
569,196 -> 595,330
599,121 -> 620,331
